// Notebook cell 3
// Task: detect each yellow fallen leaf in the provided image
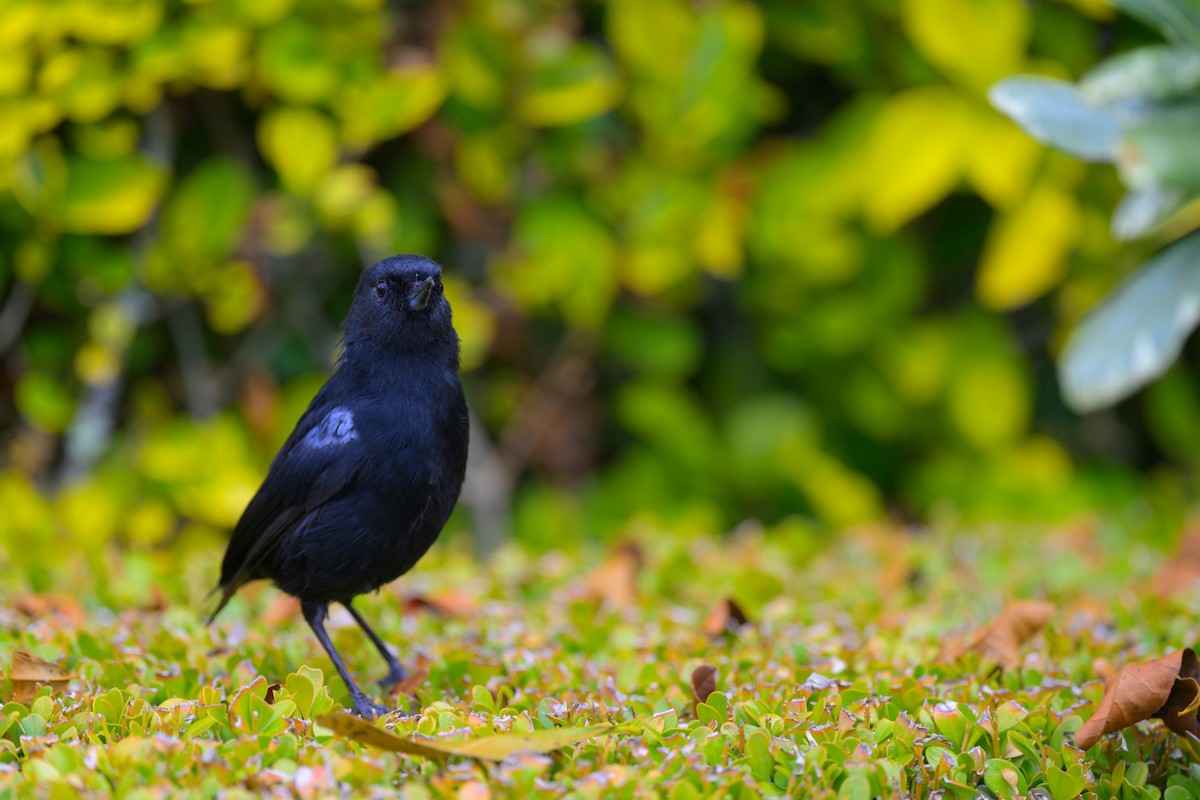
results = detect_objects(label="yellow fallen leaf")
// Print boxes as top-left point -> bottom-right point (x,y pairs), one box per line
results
316,713 -> 615,763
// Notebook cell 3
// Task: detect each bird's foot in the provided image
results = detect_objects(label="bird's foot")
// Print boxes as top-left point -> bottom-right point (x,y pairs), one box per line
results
377,663 -> 410,690
351,697 -> 403,720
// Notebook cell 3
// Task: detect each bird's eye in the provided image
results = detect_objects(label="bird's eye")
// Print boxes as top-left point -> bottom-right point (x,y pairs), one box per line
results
374,280 -> 388,298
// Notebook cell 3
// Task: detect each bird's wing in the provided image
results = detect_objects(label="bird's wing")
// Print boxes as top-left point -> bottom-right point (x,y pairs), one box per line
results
207,389 -> 365,621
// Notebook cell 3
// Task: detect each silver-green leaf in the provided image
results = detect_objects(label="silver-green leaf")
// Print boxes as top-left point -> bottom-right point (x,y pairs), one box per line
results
1080,45 -> 1200,105
1119,106 -> 1200,191
1110,0 -> 1200,49
1060,233 -> 1200,412
988,77 -> 1120,163
1111,187 -> 1191,241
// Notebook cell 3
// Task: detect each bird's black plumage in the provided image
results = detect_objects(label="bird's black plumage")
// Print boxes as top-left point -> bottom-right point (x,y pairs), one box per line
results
208,254 -> 469,718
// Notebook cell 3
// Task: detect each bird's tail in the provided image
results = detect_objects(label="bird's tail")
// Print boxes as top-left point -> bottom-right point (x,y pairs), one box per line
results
203,585 -> 235,625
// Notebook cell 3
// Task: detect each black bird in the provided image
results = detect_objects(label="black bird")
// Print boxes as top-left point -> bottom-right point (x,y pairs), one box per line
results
207,255 -> 469,718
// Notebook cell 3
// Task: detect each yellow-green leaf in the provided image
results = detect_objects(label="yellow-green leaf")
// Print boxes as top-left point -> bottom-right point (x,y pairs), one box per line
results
60,154 -> 166,234
492,196 -> 617,327
336,67 -> 445,147
16,371 -> 75,433
0,1 -> 41,49
161,156 -> 256,261
64,0 -> 162,46
861,86 -> 968,232
977,184 -> 1081,310
965,111 -> 1041,209
903,0 -> 1029,90
948,354 -> 1030,450
257,107 -> 338,195
442,276 -> 495,372
256,19 -> 339,104
317,713 -> 615,763
517,43 -> 622,127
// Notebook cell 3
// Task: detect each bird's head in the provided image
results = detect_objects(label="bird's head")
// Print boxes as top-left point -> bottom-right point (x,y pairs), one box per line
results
344,255 -> 458,359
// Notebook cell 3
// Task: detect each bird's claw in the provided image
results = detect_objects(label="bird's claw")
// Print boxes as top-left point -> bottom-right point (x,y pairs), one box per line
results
351,699 -> 402,720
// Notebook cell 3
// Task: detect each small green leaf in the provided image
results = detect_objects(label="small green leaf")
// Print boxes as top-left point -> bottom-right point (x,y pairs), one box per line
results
18,713 -> 47,738
471,685 -> 495,713
838,774 -> 872,800
92,688 -> 126,726
696,702 -> 723,726
284,666 -> 324,719
1045,764 -> 1087,800
983,758 -> 1026,799
1164,784 -> 1193,800
744,729 -> 773,782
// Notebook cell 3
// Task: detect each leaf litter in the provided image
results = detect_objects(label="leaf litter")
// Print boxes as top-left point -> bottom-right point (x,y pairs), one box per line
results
1077,648 -> 1200,749
8,650 -> 74,704
4,522 -> 1200,796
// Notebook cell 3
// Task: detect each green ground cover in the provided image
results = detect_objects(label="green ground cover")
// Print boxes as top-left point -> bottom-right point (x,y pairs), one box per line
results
4,518 -> 1200,798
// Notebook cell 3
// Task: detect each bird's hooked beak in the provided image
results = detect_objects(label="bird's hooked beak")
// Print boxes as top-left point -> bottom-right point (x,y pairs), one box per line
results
408,277 -> 435,311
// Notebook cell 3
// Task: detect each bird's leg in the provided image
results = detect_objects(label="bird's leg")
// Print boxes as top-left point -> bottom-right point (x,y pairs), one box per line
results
341,601 -> 409,689
301,600 -> 393,719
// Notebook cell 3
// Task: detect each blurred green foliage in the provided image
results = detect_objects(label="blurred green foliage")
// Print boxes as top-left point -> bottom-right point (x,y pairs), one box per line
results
0,0 -> 1189,571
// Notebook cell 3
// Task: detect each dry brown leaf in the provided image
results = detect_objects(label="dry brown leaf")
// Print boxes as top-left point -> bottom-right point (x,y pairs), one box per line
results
391,666 -> 430,697
317,713 -> 614,763
142,586 -> 169,613
1151,522 -> 1200,597
240,373 -> 280,444
14,594 -> 86,626
402,589 -> 480,617
702,598 -> 750,637
831,523 -> 920,600
293,763 -> 330,800
263,595 -> 301,625
964,600 -> 1055,671
9,650 -> 74,703
1077,648 -> 1200,749
691,664 -> 717,714
457,781 -> 492,800
579,541 -> 642,607
1092,657 -> 1115,682
1161,675 -> 1200,738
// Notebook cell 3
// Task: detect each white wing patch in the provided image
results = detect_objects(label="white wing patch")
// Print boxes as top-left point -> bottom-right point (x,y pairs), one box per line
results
302,407 -> 359,449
